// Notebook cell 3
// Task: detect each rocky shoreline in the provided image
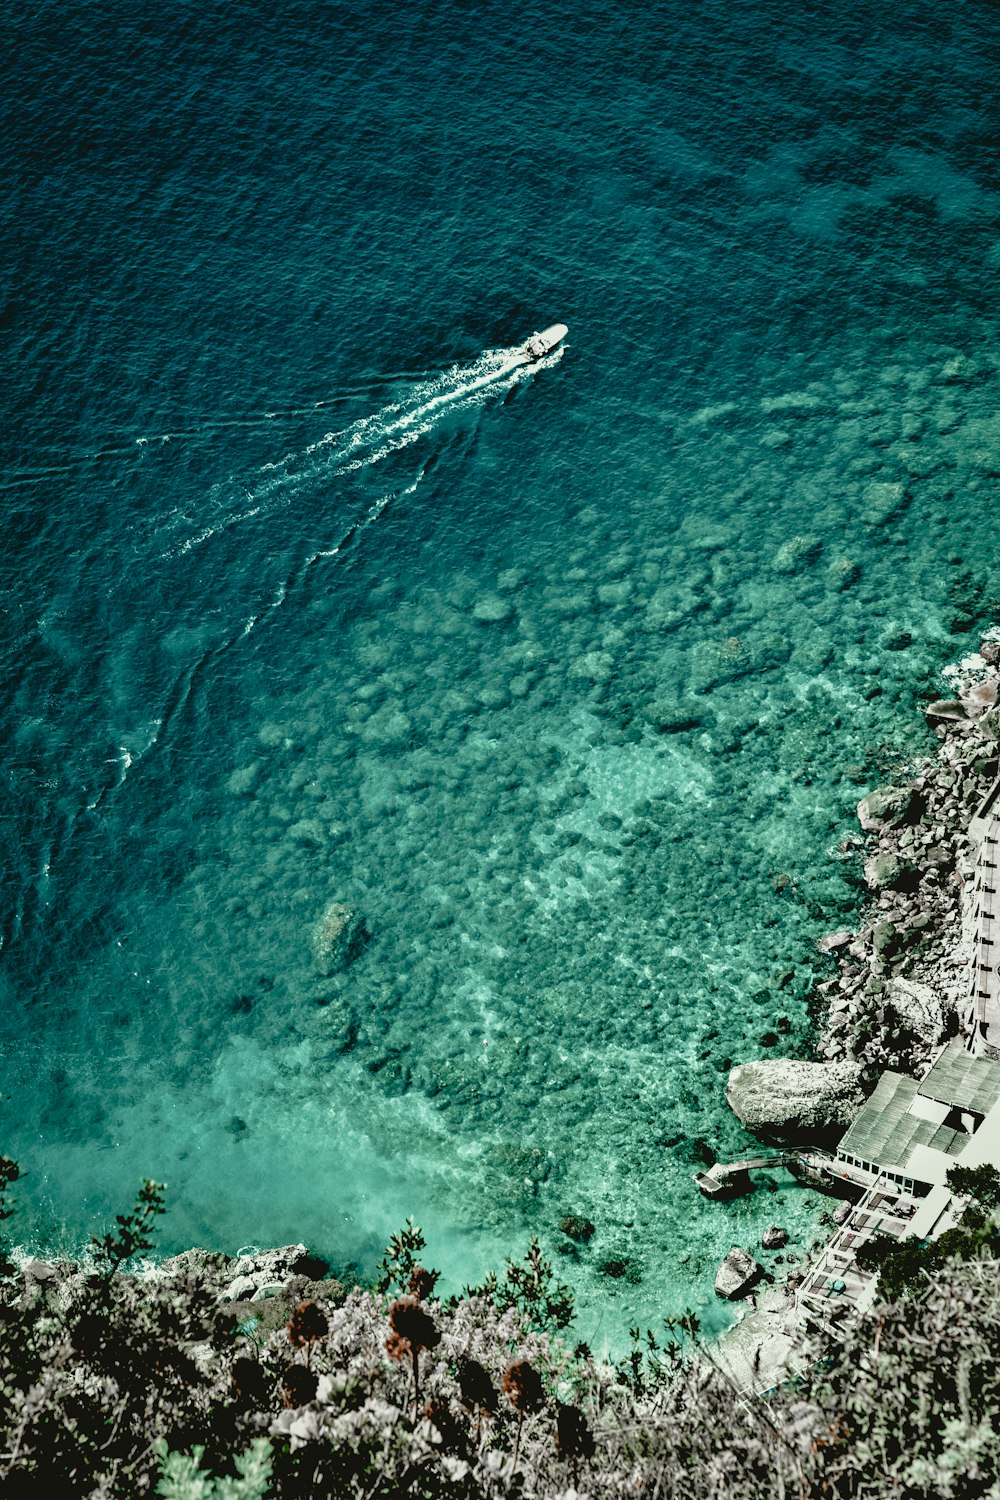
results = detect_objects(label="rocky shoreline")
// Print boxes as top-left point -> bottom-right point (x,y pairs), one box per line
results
715,629 -> 1000,1387
18,1240 -> 347,1336
726,629 -> 1000,1145
9,635 -> 1000,1385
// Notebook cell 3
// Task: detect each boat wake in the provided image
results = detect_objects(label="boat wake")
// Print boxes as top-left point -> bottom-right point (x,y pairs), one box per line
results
249,343 -> 558,502
156,339 -> 563,561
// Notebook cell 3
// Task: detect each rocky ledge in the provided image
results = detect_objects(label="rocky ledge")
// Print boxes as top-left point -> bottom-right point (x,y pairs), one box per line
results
22,1243 -> 344,1336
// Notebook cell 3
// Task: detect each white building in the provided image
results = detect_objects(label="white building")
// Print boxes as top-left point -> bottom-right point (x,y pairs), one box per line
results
968,777 -> 1000,1061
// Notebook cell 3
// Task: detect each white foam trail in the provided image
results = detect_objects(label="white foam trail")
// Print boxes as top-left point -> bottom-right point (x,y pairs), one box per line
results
240,461 -> 430,643
275,346 -> 550,481
156,341 -> 561,560
6,350 -> 548,493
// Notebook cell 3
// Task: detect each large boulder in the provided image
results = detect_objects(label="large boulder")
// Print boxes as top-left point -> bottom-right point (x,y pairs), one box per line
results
863,851 -> 919,893
872,920 -> 901,958
925,699 -> 969,726
312,902 -> 368,975
856,785 -> 921,832
884,978 -> 946,1050
961,676 -> 999,718
726,1057 -> 865,1142
715,1246 -> 764,1300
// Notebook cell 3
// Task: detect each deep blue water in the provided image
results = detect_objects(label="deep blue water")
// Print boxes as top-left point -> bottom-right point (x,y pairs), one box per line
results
2,0 -> 999,1344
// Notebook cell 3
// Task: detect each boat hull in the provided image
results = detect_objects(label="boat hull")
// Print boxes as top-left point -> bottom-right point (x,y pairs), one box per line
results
520,322 -> 568,361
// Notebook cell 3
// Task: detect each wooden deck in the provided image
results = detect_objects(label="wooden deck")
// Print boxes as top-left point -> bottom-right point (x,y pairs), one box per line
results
797,1179 -> 918,1318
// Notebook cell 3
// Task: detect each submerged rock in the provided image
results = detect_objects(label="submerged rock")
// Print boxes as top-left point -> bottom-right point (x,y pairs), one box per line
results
311,902 -> 368,975
726,1057 -> 864,1141
226,761 -> 261,797
715,1245 -> 764,1300
569,650 -> 614,683
772,534 -> 823,576
827,557 -> 862,591
471,593 -> 515,625
559,1215 -> 596,1243
863,481 -> 909,526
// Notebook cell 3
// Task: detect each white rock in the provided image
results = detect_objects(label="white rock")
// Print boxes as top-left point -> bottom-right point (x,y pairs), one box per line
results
884,978 -> 946,1049
225,1274 -> 258,1302
726,1057 -> 864,1140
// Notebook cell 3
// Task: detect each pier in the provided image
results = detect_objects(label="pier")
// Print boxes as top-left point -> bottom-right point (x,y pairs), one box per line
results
694,1152 -> 800,1199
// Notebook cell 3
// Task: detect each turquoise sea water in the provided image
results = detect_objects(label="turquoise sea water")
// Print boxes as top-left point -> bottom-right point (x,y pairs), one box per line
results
3,0 -> 999,1345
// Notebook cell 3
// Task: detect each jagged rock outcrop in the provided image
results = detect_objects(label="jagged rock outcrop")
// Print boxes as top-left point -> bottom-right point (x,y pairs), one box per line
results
960,677 -> 998,718
883,977 -> 946,1050
726,1057 -> 865,1142
715,1245 -> 764,1300
221,1244 -> 329,1303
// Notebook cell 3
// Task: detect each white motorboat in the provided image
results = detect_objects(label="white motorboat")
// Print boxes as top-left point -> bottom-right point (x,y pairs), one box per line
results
520,323 -> 568,361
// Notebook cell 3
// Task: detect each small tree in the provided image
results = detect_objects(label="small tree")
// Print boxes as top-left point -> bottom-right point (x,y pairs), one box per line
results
287,1299 -> 328,1369
467,1238 -> 574,1333
503,1358 -> 546,1473
91,1178 -> 166,1278
153,1436 -> 272,1499
947,1163 -> 1000,1216
457,1356 -> 499,1444
376,1219 -> 439,1299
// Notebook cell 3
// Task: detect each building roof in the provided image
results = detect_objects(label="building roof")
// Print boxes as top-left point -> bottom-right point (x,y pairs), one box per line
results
919,1039 -> 1000,1115
837,1071 -> 967,1176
